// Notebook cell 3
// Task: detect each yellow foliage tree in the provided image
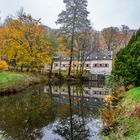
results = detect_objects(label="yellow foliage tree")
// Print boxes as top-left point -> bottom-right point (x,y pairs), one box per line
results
0,61 -> 8,71
0,12 -> 51,72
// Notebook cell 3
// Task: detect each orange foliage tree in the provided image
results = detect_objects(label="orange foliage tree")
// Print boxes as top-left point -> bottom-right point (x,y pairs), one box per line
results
0,10 -> 51,72
0,60 -> 8,71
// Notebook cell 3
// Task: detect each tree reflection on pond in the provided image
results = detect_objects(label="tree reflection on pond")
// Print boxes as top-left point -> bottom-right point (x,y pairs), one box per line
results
0,82 -> 104,140
52,84 -> 102,140
0,86 -> 56,139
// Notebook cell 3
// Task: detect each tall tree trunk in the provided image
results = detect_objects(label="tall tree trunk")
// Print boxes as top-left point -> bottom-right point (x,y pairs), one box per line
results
49,59 -> 54,79
20,64 -> 23,72
76,50 -> 80,76
13,60 -> 17,72
67,9 -> 76,78
59,57 -> 62,75
68,35 -> 74,77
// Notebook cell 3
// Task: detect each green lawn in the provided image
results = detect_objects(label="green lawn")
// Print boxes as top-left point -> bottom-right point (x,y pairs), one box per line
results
0,72 -> 28,89
125,87 -> 140,101
0,70 -> 85,92
0,71 -> 44,93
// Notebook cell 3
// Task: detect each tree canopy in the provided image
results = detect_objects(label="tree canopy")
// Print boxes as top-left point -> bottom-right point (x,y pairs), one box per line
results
0,12 -> 51,71
56,0 -> 91,77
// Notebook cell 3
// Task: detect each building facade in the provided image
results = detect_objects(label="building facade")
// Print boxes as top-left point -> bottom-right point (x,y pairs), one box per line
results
45,51 -> 113,75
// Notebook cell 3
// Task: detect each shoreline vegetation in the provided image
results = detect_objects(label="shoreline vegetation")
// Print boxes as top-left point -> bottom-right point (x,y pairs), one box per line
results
101,87 -> 140,140
0,71 -> 90,95
0,72 -> 46,94
48,70 -> 89,83
100,29 -> 140,140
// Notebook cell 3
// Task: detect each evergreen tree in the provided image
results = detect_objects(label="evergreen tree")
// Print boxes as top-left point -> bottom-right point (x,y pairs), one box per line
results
113,29 -> 140,87
56,0 -> 91,77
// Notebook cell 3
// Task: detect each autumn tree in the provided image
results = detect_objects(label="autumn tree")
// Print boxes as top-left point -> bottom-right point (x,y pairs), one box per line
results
100,25 -> 134,55
0,60 -> 8,71
0,11 -> 51,72
118,25 -> 135,51
56,0 -> 91,78
91,30 -> 100,51
101,27 -> 119,51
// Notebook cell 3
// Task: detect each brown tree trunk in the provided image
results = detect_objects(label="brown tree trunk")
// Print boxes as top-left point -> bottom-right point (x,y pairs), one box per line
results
59,57 -> 62,75
68,32 -> 74,78
48,59 -> 54,79
67,9 -> 76,78
20,64 -> 23,72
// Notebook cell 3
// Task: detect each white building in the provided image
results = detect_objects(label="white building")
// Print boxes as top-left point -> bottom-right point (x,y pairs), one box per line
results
45,51 -> 113,76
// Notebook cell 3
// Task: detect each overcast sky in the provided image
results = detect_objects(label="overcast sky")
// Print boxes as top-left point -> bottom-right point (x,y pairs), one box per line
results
0,0 -> 140,30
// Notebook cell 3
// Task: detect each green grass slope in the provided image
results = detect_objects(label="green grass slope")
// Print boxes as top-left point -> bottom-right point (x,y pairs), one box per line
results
103,87 -> 140,140
0,72 -> 44,93
125,87 -> 140,101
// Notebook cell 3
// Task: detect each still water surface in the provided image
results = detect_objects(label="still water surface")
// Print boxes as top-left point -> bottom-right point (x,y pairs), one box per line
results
0,82 -> 107,140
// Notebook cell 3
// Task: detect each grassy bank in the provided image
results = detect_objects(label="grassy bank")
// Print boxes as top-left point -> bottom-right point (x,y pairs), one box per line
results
102,87 -> 140,140
0,72 -> 46,94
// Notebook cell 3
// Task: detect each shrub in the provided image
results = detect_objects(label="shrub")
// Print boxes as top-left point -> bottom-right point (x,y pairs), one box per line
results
104,95 -> 113,105
127,84 -> 135,90
0,61 -> 8,71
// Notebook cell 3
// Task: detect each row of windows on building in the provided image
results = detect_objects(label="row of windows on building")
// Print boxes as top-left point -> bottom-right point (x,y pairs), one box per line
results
54,63 -> 109,68
86,63 -> 109,68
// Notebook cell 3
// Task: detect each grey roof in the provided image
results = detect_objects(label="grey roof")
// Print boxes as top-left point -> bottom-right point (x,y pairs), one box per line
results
54,51 -> 112,61
85,51 -> 112,60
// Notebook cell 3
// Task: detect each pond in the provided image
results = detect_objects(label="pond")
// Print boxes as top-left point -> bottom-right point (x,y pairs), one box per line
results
0,82 -> 108,140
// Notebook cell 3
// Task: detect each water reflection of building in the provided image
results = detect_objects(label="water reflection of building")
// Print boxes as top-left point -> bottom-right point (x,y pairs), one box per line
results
44,85 -> 110,99
44,84 -> 105,140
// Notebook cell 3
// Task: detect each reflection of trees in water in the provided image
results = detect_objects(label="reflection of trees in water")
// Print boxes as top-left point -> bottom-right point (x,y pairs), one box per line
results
49,83 -> 103,118
0,83 -> 103,140
75,84 -> 102,118
54,116 -> 90,140
53,84 -> 91,140
0,85 -> 56,140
